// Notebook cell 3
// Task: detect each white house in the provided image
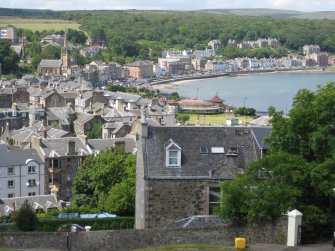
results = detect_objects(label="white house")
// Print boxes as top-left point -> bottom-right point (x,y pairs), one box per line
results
0,144 -> 45,199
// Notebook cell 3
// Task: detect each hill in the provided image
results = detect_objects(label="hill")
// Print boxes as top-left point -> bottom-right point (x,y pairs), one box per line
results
200,8 -> 335,20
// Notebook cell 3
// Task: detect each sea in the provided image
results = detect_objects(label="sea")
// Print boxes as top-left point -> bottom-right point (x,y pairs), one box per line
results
157,71 -> 335,113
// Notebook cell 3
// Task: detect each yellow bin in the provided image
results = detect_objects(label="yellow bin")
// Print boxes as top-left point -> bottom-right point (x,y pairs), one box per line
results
235,237 -> 246,249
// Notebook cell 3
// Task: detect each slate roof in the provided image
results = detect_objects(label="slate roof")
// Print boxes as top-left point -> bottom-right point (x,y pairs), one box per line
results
60,92 -> 78,99
41,90 -> 56,99
38,59 -> 62,68
128,60 -> 153,67
11,129 -> 40,143
0,194 -> 61,214
47,107 -> 74,125
47,128 -> 70,138
29,88 -> 47,97
0,144 -> 43,166
251,126 -> 272,150
143,125 -> 267,179
82,91 -> 93,101
87,137 -> 136,154
75,112 -> 95,124
40,137 -> 89,157
104,91 -> 142,103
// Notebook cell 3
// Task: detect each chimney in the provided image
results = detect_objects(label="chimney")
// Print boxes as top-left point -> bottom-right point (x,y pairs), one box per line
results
67,140 -> 76,155
140,107 -> 148,138
31,135 -> 42,150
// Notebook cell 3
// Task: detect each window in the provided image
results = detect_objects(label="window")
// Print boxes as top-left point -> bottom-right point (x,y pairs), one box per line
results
209,187 -> 221,215
28,166 -> 36,174
211,147 -> 225,154
168,150 -> 179,165
8,193 -> 14,198
21,112 -> 27,118
164,139 -> 182,168
8,180 -> 14,188
200,146 -> 208,154
8,167 -> 14,175
27,179 -> 36,187
28,192 -> 36,196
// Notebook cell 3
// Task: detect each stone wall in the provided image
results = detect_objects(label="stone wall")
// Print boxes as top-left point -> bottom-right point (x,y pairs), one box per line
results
0,218 -> 287,251
147,180 -> 216,228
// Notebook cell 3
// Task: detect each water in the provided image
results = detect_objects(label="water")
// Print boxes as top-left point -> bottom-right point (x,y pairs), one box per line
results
158,71 -> 335,112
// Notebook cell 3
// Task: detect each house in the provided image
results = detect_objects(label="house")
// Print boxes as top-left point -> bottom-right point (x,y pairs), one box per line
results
41,34 -> 64,46
73,112 -> 102,136
40,90 -> 66,109
127,60 -> 154,79
30,136 -> 90,200
303,45 -> 320,57
0,26 -> 18,43
135,113 -> 271,229
87,137 -> 136,155
0,143 -> 46,199
208,40 -> 221,51
102,122 -> 131,139
0,194 -> 62,215
46,107 -> 75,132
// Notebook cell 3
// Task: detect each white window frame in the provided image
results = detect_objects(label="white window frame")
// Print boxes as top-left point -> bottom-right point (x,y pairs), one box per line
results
166,149 -> 181,167
28,165 -> 36,174
8,167 -> 14,175
164,139 -> 182,168
8,180 -> 14,188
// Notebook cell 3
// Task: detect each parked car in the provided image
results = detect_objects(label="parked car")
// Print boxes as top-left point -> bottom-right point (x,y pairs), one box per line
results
71,224 -> 86,232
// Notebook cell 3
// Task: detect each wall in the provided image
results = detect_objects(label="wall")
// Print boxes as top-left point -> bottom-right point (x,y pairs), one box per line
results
0,219 -> 287,251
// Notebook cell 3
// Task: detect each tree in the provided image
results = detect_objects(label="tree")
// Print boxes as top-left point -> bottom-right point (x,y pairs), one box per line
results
169,92 -> 180,100
176,113 -> 190,125
14,200 -> 38,231
0,39 -> 20,74
218,82 -> 335,242
71,147 -> 136,215
87,123 -> 102,139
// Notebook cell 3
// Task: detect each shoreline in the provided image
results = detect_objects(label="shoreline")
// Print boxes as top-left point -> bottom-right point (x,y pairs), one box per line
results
151,67 -> 335,89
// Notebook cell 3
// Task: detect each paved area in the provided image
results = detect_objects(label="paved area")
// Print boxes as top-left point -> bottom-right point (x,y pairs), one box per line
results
248,242 -> 332,251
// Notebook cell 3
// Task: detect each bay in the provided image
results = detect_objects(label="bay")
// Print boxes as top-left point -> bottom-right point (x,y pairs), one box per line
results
157,71 -> 335,112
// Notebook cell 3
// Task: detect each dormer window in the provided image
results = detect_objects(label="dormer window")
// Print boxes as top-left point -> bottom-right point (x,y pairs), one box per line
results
164,139 -> 182,168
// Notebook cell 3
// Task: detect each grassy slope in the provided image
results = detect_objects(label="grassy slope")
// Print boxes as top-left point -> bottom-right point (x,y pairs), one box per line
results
0,17 -> 80,31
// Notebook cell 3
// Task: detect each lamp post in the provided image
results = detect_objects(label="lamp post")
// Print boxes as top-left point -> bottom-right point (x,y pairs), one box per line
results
333,188 -> 335,250
243,97 -> 247,125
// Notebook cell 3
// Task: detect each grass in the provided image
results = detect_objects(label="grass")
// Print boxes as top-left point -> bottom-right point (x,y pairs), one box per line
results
131,243 -> 237,251
185,113 -> 254,125
0,17 -> 80,32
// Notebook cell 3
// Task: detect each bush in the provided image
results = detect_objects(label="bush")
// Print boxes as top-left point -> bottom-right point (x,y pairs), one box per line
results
15,200 -> 38,231
36,217 -> 134,232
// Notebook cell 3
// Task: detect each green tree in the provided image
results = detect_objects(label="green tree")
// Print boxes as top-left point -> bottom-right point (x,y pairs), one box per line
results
176,113 -> 190,125
14,200 -> 38,231
218,82 -> 335,242
87,123 -> 102,139
71,147 -> 136,215
0,39 -> 20,74
169,92 -> 180,100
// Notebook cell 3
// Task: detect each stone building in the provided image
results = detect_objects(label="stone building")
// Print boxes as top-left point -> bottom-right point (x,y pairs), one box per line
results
127,60 -> 154,79
37,33 -> 70,76
40,90 -> 66,109
30,136 -> 90,201
135,113 -> 271,229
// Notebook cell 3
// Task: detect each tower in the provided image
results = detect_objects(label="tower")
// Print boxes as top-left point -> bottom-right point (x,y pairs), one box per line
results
61,31 -> 70,75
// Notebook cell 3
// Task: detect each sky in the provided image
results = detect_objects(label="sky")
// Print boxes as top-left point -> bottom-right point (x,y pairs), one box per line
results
2,0 -> 335,12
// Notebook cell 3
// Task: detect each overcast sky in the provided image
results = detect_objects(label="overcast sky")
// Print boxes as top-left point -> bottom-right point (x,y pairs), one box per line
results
2,0 -> 335,12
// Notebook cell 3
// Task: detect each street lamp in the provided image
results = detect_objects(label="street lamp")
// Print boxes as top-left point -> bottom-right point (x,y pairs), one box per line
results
243,97 -> 247,125
333,188 -> 335,251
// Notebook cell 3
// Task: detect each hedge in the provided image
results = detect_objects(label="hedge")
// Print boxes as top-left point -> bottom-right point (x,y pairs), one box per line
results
0,217 -> 134,232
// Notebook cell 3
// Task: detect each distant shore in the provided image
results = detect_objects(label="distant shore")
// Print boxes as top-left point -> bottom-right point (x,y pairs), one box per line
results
151,67 -> 335,89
